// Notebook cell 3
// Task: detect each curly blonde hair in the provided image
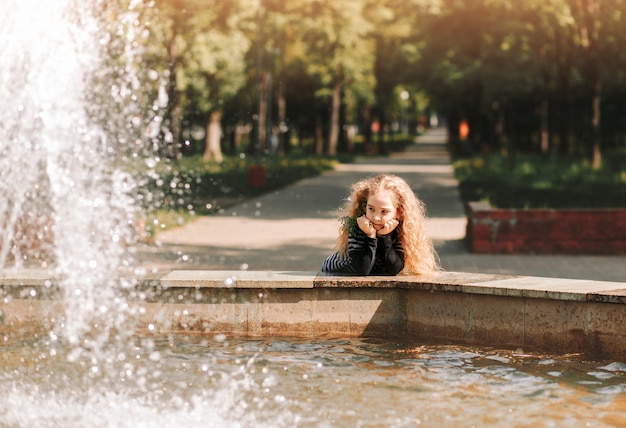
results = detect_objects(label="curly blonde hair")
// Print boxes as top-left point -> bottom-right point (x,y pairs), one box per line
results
336,174 -> 440,275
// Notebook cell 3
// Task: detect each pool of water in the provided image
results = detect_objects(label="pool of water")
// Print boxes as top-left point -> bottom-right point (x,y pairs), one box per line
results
1,335 -> 625,427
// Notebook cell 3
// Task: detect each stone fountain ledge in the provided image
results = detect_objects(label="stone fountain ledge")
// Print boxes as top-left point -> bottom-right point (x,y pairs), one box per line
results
2,269 -> 626,359
164,269 -> 626,301
3,269 -> 626,302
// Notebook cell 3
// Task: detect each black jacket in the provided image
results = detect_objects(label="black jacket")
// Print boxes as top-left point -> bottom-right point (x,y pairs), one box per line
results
320,229 -> 404,275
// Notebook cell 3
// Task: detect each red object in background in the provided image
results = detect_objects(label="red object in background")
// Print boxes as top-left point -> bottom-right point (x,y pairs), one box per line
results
248,165 -> 266,188
459,120 -> 469,141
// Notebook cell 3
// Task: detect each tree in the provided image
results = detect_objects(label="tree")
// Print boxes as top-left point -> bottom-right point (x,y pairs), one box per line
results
364,0 -> 423,152
569,0 -> 602,167
296,0 -> 374,155
152,0 -> 252,160
142,0 -> 626,160
88,0 -> 168,159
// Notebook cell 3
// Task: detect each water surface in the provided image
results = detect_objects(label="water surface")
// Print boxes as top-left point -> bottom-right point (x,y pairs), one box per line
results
1,335 -> 625,427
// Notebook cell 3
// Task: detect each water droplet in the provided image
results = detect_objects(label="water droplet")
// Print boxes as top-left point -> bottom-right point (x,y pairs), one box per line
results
67,347 -> 81,363
240,263 -> 249,271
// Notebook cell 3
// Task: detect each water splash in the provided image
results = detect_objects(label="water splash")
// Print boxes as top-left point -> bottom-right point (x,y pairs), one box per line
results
0,0 -> 165,348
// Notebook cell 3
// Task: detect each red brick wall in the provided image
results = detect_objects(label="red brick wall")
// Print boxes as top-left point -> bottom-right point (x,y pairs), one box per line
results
466,202 -> 626,254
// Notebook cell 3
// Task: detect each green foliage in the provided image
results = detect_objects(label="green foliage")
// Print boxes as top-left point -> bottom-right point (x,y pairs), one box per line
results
107,0 -> 626,161
454,151 -> 626,208
145,154 -> 340,216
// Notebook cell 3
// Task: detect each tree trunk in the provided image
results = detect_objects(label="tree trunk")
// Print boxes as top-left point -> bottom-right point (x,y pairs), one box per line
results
377,107 -> 387,155
574,0 -> 602,167
167,23 -> 182,160
327,70 -> 342,155
203,111 -> 223,163
258,72 -> 268,153
591,79 -> 602,168
540,99 -> 549,154
315,115 -> 324,155
556,26 -> 573,156
277,78 -> 287,154
362,103 -> 373,152
170,103 -> 182,160
345,125 -> 355,153
492,102 -> 506,155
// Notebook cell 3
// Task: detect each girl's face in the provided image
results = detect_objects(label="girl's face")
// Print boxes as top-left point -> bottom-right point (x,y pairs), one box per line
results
365,190 -> 398,231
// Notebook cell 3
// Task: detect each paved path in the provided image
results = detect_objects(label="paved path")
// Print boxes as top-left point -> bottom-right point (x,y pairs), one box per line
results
136,128 -> 626,283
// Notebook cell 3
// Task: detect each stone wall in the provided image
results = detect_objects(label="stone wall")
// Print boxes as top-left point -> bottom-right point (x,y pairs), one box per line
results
466,201 -> 626,254
3,270 -> 626,359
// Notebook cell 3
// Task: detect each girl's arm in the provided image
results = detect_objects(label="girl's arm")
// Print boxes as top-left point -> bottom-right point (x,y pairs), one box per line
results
346,230 -> 377,275
320,230 -> 377,275
380,234 -> 404,275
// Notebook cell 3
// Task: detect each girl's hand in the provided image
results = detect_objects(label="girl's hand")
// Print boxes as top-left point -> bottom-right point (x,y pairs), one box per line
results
376,218 -> 400,237
357,215 -> 377,238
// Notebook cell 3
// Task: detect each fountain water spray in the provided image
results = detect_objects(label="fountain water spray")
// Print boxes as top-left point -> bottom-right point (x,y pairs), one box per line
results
0,0 -> 166,349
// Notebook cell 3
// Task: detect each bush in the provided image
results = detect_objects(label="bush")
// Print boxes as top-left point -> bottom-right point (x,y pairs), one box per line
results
137,154 -> 340,234
453,151 -> 626,209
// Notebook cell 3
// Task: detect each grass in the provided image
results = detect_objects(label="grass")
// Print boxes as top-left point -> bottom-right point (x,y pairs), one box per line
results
453,150 -> 626,209
168,155 -> 339,207
138,154 -> 341,236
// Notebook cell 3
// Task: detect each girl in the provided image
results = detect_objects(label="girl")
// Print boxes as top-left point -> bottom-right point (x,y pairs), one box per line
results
320,174 -> 439,275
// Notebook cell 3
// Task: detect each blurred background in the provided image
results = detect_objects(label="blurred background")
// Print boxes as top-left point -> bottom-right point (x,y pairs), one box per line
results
125,0 -> 625,159
100,0 -> 625,226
